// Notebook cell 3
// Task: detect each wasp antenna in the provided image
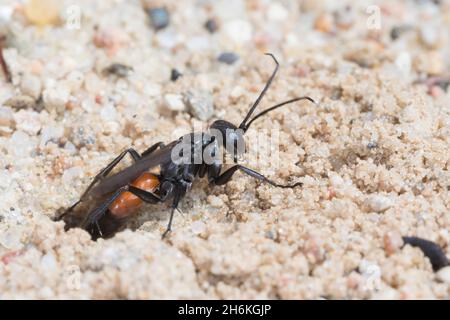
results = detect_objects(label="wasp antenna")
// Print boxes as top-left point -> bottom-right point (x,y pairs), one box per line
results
243,96 -> 317,131
239,53 -> 279,131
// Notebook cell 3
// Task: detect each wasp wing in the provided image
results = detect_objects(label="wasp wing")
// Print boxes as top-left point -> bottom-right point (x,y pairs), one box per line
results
91,140 -> 179,197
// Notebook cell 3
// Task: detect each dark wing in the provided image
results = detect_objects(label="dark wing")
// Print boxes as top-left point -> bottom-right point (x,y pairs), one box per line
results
90,140 -> 179,197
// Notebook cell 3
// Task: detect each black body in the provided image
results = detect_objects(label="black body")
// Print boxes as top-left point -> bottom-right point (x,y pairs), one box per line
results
57,54 -> 316,239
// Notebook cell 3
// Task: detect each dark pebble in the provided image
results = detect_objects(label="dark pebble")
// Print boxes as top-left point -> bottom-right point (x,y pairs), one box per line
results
147,7 -> 170,31
390,26 -> 403,40
330,87 -> 343,100
4,95 -> 36,110
102,63 -> 133,77
390,25 -> 412,40
435,79 -> 450,92
402,236 -> 449,271
217,52 -> 239,65
415,0 -> 441,5
170,68 -> 182,82
204,19 -> 218,33
367,142 -> 378,149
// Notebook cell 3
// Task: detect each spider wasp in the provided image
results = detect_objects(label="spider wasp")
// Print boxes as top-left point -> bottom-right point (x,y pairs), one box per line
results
57,54 -> 316,239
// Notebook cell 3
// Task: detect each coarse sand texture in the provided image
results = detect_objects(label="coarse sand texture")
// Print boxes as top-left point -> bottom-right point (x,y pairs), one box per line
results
0,0 -> 449,299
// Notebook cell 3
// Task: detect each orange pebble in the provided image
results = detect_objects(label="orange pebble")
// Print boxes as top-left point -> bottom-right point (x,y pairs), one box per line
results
30,60 -> 43,75
314,14 -> 334,33
1,250 -> 24,265
24,0 -> 60,26
109,172 -> 160,218
429,85 -> 444,98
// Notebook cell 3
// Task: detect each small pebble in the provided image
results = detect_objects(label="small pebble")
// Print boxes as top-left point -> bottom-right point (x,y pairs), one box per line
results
43,85 -> 70,113
0,106 -> 14,127
70,125 -> 96,148
223,20 -> 252,45
24,0 -> 60,26
418,25 -> 440,49
164,94 -> 185,111
390,25 -> 412,40
303,234 -> 325,263
430,78 -> 450,92
65,71 -> 84,92
367,141 -> 378,149
330,87 -> 343,100
84,73 -> 103,94
191,221 -> 206,235
40,252 -> 57,271
1,250 -> 23,265
204,19 -> 218,33
9,130 -> 35,157
265,230 -> 276,240
100,104 -> 117,122
365,195 -> 393,213
333,6 -> 354,29
170,68 -> 182,82
20,74 -> 42,100
383,231 -> 403,255
40,125 -> 64,147
395,51 -> 412,75
92,28 -> 129,56
154,29 -> 179,49
207,195 -> 224,208
184,90 -> 214,121
436,266 -> 450,283
267,2 -> 288,21
358,260 -> 381,278
143,83 -> 161,97
217,52 -> 239,65
102,63 -> 133,78
0,229 -> 23,251
64,141 -> 77,154
0,5 -> 13,23
423,51 -> 445,75
147,7 -> 170,31
314,13 -> 334,33
62,167 -> 83,185
429,85 -> 444,98
4,95 -> 36,110
30,60 -> 44,75
13,110 -> 41,135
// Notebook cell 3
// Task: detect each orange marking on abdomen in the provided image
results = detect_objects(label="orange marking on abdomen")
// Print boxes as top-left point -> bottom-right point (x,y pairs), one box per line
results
109,172 -> 160,218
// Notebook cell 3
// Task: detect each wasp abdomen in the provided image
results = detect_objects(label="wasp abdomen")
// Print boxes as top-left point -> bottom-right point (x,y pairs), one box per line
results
109,172 -> 160,218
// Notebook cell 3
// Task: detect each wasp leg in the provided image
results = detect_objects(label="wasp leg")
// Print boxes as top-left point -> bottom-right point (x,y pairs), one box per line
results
161,183 -> 184,239
127,185 -> 162,203
80,148 -> 141,199
81,185 -> 129,230
141,142 -> 165,157
213,165 -> 302,188
132,178 -> 179,239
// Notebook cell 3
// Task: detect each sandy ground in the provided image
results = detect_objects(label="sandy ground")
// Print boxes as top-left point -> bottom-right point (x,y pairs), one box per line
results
0,0 -> 449,299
